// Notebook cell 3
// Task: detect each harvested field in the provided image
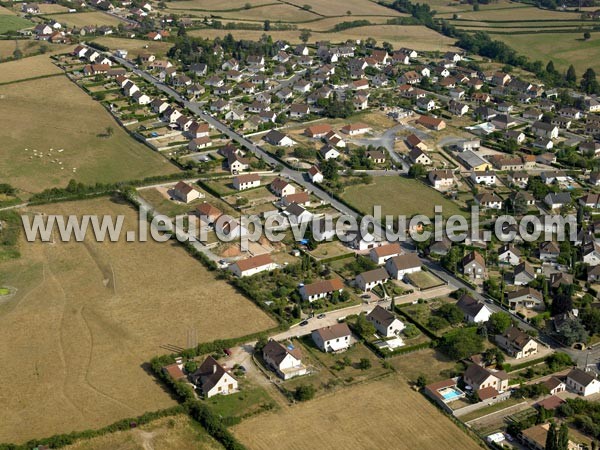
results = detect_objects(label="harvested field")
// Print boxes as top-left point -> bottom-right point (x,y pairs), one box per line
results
0,40 -> 69,59
0,5 -> 15,14
63,414 -> 223,450
390,348 -> 460,383
285,0 -> 402,16
45,11 -> 125,28
341,176 -> 465,219
232,375 -> 481,449
297,15 -> 393,31
90,36 -> 173,58
189,25 -> 457,50
165,0 -> 274,10
38,3 -> 71,13
0,75 -> 179,194
216,4 -> 319,21
0,197 -> 276,443
438,4 -> 582,20
0,53 -> 62,83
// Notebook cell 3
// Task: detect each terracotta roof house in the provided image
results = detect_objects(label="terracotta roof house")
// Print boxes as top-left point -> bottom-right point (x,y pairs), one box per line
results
416,115 -> 446,131
171,181 -> 202,203
229,254 -> 276,277
195,203 -> 222,224
299,278 -> 344,302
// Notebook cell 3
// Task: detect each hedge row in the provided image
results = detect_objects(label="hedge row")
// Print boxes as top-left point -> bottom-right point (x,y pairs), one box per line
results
503,355 -> 547,373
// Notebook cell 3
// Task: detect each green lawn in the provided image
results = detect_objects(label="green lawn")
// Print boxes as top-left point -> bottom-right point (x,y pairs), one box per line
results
0,288 -> 9,296
406,271 -> 445,290
0,16 -> 34,34
341,176 -> 466,219
205,382 -> 276,420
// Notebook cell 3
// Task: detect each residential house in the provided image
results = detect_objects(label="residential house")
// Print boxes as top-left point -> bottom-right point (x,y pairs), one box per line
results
356,268 -> 389,292
319,145 -> 340,160
513,261 -> 536,286
544,192 -> 571,210
463,364 -> 509,393
507,287 -> 544,310
542,378 -> 567,396
532,121 -> 559,139
311,323 -> 352,353
370,243 -> 402,265
270,178 -> 296,197
188,137 -> 211,151
233,173 -> 260,191
229,254 -> 277,277
385,253 -> 422,280
566,368 -> 600,396
263,130 -> 295,147
416,115 -> 446,131
171,181 -> 201,203
308,166 -> 323,183
262,340 -> 307,380
366,150 -> 386,164
475,192 -> 503,210
471,170 -> 496,186
539,241 -> 560,262
367,305 -> 405,337
498,244 -> 521,266
341,123 -> 371,136
428,169 -> 454,190
495,326 -> 538,359
196,203 -> 222,226
406,134 -> 428,151
191,356 -> 238,398
299,278 -> 344,302
409,148 -> 432,165
458,151 -> 491,171
305,124 -> 332,138
520,423 -> 580,450
462,252 -> 486,279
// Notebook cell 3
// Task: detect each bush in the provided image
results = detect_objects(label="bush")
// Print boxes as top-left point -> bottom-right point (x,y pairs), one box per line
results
294,384 -> 315,401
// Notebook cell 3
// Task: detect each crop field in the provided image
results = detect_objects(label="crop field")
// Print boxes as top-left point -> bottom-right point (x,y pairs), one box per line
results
38,3 -> 72,13
232,375 -> 481,450
0,75 -> 179,194
90,36 -> 173,58
45,11 -> 125,28
489,31 -> 600,75
0,53 -> 63,83
0,40 -> 69,59
0,197 -> 276,444
190,24 -> 457,50
286,0 -> 402,16
438,4 -> 583,20
341,176 -> 465,219
165,0 -> 274,10
0,5 -> 15,15
0,15 -> 34,33
216,4 -> 319,21
63,414 -> 223,450
291,15 -> 392,31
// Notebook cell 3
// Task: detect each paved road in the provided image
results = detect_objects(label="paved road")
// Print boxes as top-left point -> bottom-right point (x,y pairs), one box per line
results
349,124 -> 409,171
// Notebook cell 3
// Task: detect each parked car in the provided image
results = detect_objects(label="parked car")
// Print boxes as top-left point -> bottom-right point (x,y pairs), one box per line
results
299,320 -> 309,326
317,314 -> 326,319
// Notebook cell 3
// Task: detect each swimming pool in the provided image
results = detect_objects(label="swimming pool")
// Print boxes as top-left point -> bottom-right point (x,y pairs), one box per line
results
438,386 -> 465,402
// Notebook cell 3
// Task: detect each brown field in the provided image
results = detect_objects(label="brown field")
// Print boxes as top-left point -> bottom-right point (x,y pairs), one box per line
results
216,4 -> 319,21
286,0 -> 402,16
438,4 -> 582,20
166,0 -> 273,10
295,15 -> 393,31
0,197 -> 275,444
0,5 -> 15,15
0,53 -> 63,83
190,24 -> 457,50
232,375 -> 481,449
0,40 -> 70,59
64,414 -> 223,450
0,75 -> 179,194
45,11 -> 125,28
38,3 -> 71,13
91,36 -> 173,58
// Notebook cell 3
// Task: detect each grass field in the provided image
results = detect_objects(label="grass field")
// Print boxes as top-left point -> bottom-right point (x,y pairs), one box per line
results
216,4 -> 319,21
0,53 -> 63,83
0,40 -> 69,60
0,75 -> 179,194
0,15 -> 34,33
406,270 -> 445,289
0,5 -> 16,15
165,0 -> 274,10
439,4 -> 583,20
45,11 -> 125,28
91,36 -> 173,58
0,197 -> 276,443
489,31 -> 600,75
341,176 -> 465,219
189,25 -> 457,50
64,414 -> 223,450
37,3 -> 71,13
232,374 -> 481,449
390,348 -> 460,383
286,0 -> 402,16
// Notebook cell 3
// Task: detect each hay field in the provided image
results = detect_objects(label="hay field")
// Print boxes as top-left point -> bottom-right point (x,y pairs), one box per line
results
438,3 -> 582,19
190,25 -> 457,50
0,53 -> 62,83
295,15 -> 393,31
232,375 -> 481,450
64,414 -> 223,450
0,75 -> 179,194
285,0 -> 403,16
38,3 -> 71,13
0,5 -> 15,15
45,11 -> 125,28
341,176 -> 465,218
0,197 -> 275,443
216,4 -> 319,21
166,0 -> 274,10
91,36 -> 173,58
0,40 -> 70,59
492,31 -> 600,75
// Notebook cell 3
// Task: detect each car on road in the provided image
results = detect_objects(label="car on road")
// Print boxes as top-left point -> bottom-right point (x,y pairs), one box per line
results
299,320 -> 309,326
317,313 -> 326,319
361,294 -> 371,299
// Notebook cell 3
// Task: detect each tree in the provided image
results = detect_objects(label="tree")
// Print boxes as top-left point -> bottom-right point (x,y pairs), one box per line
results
358,358 -> 371,370
557,422 -> 569,450
321,158 -> 339,181
482,347 -> 505,366
546,421 -> 557,450
184,360 -> 197,373
556,318 -> 589,346
580,305 -> 600,335
488,312 -> 512,334
566,65 -> 577,85
12,48 -> 22,59
437,303 -> 463,325
438,327 -> 484,360
263,20 -> 270,31
546,60 -> 556,74
584,31 -> 591,40
355,313 -> 376,337
294,384 -> 315,401
416,374 -> 427,388
105,126 -> 114,137
581,68 -> 599,94
473,1 -> 479,10
408,163 -> 426,178
299,29 -> 311,43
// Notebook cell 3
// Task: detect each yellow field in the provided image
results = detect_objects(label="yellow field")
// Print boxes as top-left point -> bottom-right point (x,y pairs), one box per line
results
38,3 -> 71,13
64,414 -> 223,450
45,11 -> 125,28
0,197 -> 276,443
0,40 -> 70,59
295,15 -> 394,31
0,53 -> 63,83
0,5 -> 15,15
232,375 -> 481,450
286,0 -> 402,16
441,5 -> 583,20
0,75 -> 179,194
190,24 -> 457,50
216,4 -> 319,21
91,36 -> 173,58
165,0 -> 272,10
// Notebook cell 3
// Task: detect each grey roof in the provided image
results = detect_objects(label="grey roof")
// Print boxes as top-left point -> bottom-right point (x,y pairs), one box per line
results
567,368 -> 598,387
456,294 -> 486,318
367,305 -> 397,328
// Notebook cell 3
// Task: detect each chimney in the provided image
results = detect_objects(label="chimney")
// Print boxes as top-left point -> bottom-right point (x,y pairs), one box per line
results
213,364 -> 217,374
